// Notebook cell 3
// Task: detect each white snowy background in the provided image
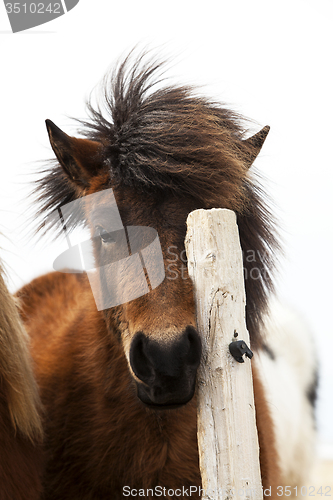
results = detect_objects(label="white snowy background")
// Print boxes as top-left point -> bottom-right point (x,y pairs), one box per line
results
0,0 -> 332,460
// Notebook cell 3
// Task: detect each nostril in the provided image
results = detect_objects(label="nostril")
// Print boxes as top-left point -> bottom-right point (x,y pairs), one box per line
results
130,328 -> 201,406
130,332 -> 154,383
185,326 -> 202,367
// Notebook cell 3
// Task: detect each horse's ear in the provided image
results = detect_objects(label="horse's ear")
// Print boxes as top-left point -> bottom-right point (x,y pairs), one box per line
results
45,119 -> 102,187
242,125 -> 270,168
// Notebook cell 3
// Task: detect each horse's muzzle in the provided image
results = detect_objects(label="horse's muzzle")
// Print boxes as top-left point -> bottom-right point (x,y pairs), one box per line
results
129,327 -> 202,408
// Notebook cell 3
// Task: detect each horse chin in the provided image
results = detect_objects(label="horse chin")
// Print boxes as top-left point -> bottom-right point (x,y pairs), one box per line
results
135,383 -> 195,410
143,402 -> 187,411
140,397 -> 192,411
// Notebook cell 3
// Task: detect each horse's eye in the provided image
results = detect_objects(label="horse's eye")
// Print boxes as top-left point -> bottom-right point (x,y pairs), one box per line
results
95,226 -> 115,244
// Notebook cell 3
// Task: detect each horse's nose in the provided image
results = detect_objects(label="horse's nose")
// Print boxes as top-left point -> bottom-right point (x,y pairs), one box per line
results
129,326 -> 202,407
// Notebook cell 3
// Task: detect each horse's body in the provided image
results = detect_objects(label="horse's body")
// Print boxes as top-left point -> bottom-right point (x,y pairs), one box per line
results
7,55 -> 318,498
0,261 -> 43,500
17,275 -> 316,499
18,272 -> 201,499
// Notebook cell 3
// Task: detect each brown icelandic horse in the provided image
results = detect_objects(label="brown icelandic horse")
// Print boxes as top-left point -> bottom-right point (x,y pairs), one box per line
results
0,259 -> 43,500
16,56 -> 317,499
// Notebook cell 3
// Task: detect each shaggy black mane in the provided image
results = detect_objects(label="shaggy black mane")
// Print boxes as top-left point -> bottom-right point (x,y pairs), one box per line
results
36,53 -> 281,346
78,55 -> 253,210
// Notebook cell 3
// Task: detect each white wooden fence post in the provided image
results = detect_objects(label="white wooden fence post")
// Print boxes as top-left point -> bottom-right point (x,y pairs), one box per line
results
185,208 -> 263,500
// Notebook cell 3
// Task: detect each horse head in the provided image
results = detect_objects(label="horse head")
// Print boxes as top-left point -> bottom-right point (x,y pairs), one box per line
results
41,58 -> 273,409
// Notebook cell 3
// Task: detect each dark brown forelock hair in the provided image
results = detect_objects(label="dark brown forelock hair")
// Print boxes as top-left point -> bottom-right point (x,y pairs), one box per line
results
36,53 -> 281,347
79,55 -> 251,210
